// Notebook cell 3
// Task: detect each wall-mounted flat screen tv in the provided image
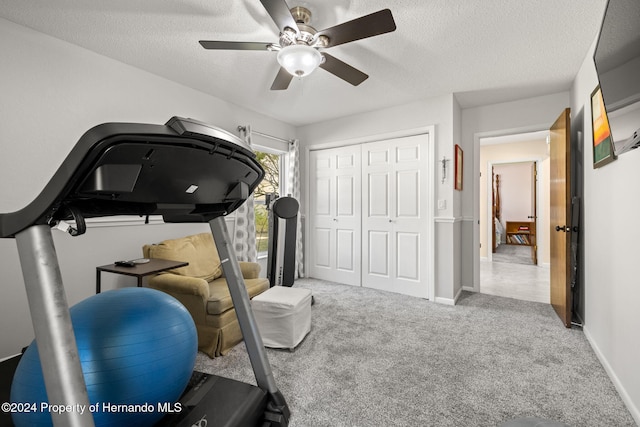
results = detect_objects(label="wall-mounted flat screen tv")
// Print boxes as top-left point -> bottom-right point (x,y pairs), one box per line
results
593,0 -> 640,155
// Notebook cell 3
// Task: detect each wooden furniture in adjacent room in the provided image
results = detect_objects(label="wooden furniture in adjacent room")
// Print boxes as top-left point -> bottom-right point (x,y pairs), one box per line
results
492,171 -> 501,253
506,220 -> 538,265
506,221 -> 536,246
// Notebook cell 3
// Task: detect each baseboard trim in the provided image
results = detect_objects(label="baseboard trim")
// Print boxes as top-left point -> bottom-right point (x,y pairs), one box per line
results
435,287 -> 463,306
453,286 -> 462,304
583,325 -> 640,425
462,286 -> 475,292
434,297 -> 454,305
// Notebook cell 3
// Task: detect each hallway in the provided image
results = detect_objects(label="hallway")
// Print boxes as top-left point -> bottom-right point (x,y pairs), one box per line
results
480,258 -> 550,304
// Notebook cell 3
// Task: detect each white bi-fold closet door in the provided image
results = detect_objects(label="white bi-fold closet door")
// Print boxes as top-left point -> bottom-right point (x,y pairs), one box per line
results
308,134 -> 430,299
361,135 -> 429,298
308,145 -> 362,286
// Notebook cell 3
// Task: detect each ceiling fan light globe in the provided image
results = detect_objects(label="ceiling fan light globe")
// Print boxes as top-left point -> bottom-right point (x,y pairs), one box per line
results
277,45 -> 322,77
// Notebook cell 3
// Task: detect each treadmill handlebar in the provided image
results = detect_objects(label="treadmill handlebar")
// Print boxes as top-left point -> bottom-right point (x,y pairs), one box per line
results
166,116 -> 253,154
0,117 -> 264,238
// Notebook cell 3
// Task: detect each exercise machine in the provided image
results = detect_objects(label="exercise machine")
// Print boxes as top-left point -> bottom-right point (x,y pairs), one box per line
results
0,117 -> 290,426
266,195 -> 299,287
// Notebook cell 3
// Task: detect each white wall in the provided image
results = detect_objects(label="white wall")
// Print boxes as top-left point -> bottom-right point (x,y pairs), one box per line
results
0,18 -> 294,358
571,36 -> 640,424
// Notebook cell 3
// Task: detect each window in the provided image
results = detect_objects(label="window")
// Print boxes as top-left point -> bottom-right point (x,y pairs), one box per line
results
254,150 -> 283,255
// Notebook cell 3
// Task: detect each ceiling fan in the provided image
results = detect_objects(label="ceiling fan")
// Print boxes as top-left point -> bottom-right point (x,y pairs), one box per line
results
199,0 -> 397,90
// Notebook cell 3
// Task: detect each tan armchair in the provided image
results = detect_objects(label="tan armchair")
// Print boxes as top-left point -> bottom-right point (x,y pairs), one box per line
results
142,232 -> 269,358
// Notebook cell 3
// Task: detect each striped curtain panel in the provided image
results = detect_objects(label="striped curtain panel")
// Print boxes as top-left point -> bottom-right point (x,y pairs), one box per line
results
287,139 -> 304,278
233,125 -> 257,262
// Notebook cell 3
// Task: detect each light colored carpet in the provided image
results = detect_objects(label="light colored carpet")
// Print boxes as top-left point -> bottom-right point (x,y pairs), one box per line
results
194,279 -> 636,427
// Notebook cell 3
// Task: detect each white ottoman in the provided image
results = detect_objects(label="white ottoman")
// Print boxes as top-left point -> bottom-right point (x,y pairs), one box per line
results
251,286 -> 312,350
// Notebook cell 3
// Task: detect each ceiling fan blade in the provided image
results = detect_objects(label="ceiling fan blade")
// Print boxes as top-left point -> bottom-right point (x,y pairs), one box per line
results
271,67 -> 294,90
260,0 -> 299,33
316,9 -> 396,48
199,41 -> 274,51
319,53 -> 368,86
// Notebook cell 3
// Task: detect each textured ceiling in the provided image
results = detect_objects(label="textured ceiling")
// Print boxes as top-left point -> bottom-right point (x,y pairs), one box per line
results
0,0 -> 608,126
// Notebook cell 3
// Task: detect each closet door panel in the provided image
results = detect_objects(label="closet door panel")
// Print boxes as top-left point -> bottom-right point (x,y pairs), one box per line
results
362,135 -> 429,298
368,173 -> 389,217
336,175 -> 355,216
314,228 -> 332,268
368,231 -> 389,277
367,147 -> 390,166
336,229 -> 355,272
315,177 -> 332,216
396,170 -> 419,218
396,232 -> 420,280
308,145 -> 361,286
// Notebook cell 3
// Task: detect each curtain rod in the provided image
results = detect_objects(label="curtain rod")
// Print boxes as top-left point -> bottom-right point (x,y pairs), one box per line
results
237,126 -> 294,144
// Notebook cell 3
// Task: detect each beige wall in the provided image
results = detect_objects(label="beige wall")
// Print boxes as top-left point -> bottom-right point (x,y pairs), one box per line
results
494,162 -> 534,228
479,139 -> 549,264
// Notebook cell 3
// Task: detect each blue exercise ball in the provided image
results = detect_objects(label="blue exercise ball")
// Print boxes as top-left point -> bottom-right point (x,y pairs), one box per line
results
10,287 -> 197,427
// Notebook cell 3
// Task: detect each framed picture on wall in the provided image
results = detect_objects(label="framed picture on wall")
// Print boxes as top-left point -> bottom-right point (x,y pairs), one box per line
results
590,85 -> 616,168
454,144 -> 463,190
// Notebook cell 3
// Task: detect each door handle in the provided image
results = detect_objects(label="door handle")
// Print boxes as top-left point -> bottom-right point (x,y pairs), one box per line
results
555,225 -> 569,232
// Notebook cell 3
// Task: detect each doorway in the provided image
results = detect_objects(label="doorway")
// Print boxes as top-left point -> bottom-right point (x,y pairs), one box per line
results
491,161 -> 537,265
478,131 -> 551,303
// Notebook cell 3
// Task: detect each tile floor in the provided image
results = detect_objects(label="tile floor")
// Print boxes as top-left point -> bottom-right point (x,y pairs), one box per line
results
480,257 -> 550,304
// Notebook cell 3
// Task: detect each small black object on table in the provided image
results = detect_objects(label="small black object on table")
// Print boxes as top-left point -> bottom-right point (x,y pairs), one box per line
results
96,258 -> 188,293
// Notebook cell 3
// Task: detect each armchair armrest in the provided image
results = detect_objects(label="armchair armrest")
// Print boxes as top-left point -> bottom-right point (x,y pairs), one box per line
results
219,261 -> 261,279
239,262 -> 261,279
148,273 -> 210,300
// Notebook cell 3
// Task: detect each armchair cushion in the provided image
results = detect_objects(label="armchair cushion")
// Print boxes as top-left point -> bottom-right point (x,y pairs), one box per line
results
147,274 -> 210,300
146,233 -> 222,281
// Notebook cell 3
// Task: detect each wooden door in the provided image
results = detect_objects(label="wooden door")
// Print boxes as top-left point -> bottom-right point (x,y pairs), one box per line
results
550,108 -> 572,327
361,135 -> 429,298
530,162 -> 538,265
308,146 -> 362,286
492,167 -> 496,253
